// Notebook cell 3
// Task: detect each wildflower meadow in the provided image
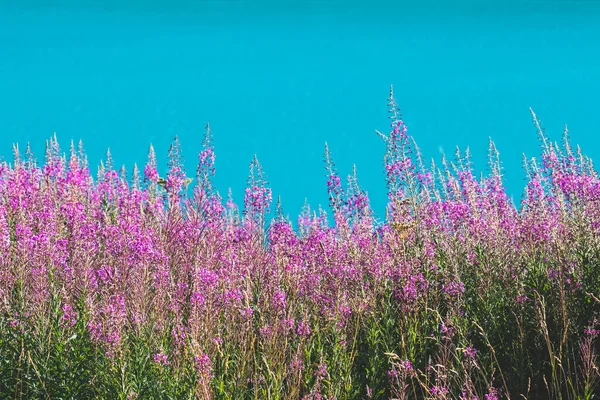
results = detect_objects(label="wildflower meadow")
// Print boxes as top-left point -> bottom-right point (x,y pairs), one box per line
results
1,87 -> 600,399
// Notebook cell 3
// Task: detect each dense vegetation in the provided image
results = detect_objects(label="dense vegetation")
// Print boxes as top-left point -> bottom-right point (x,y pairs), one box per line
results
1,88 -> 600,399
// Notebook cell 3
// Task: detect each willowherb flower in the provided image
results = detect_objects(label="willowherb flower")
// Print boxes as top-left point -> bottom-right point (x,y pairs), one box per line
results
222,288 -> 243,306
460,392 -> 478,400
463,346 -> 477,359
143,145 -> 159,185
240,307 -> 254,319
337,304 -> 351,327
0,206 -> 10,249
61,303 -> 77,328
244,185 -> 272,215
431,385 -> 449,396
172,324 -> 186,346
271,289 -> 287,311
326,174 -> 343,207
324,143 -> 345,214
87,319 -> 104,343
196,124 -> 216,196
94,265 -> 114,284
194,353 -> 214,379
243,155 -> 272,222
314,362 -> 328,378
297,320 -> 311,337
9,319 -> 21,329
279,317 -> 296,333
484,388 -> 499,400
190,291 -> 206,307
440,322 -> 454,339
515,294 -> 529,304
259,324 -> 272,338
443,279 -> 465,298
584,325 -> 600,338
212,336 -> 223,346
283,354 -> 302,375
399,359 -> 413,372
153,352 -> 169,366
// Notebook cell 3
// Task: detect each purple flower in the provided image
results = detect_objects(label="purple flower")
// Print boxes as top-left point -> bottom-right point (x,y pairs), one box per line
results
297,320 -> 311,337
194,353 -> 213,378
584,327 -> 600,337
61,303 -> 77,328
431,385 -> 449,396
484,388 -> 499,400
289,356 -> 304,373
441,322 -> 454,339
314,362 -> 328,378
153,352 -> 169,366
464,346 -> 477,359
443,279 -> 465,298
271,290 -> 287,311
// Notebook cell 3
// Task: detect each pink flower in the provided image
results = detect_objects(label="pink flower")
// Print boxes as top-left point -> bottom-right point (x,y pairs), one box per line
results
297,320 -> 311,337
153,352 -> 169,366
194,353 -> 213,379
61,303 -> 77,328
464,346 -> 477,359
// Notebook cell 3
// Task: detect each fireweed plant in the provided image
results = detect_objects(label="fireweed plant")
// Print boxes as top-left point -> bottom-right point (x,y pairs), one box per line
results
1,87 -> 600,400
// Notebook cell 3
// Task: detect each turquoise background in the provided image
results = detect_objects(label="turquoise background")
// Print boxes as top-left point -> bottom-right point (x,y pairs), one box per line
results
1,1 -> 599,221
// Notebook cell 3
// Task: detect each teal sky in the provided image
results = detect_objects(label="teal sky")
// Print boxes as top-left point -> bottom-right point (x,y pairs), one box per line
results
1,1 -> 599,222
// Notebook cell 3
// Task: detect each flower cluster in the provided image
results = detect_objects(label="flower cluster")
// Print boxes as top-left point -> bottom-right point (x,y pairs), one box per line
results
2,90 -> 600,399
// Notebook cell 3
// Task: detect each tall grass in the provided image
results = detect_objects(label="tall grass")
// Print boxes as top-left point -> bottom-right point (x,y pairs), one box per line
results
1,86 -> 600,399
